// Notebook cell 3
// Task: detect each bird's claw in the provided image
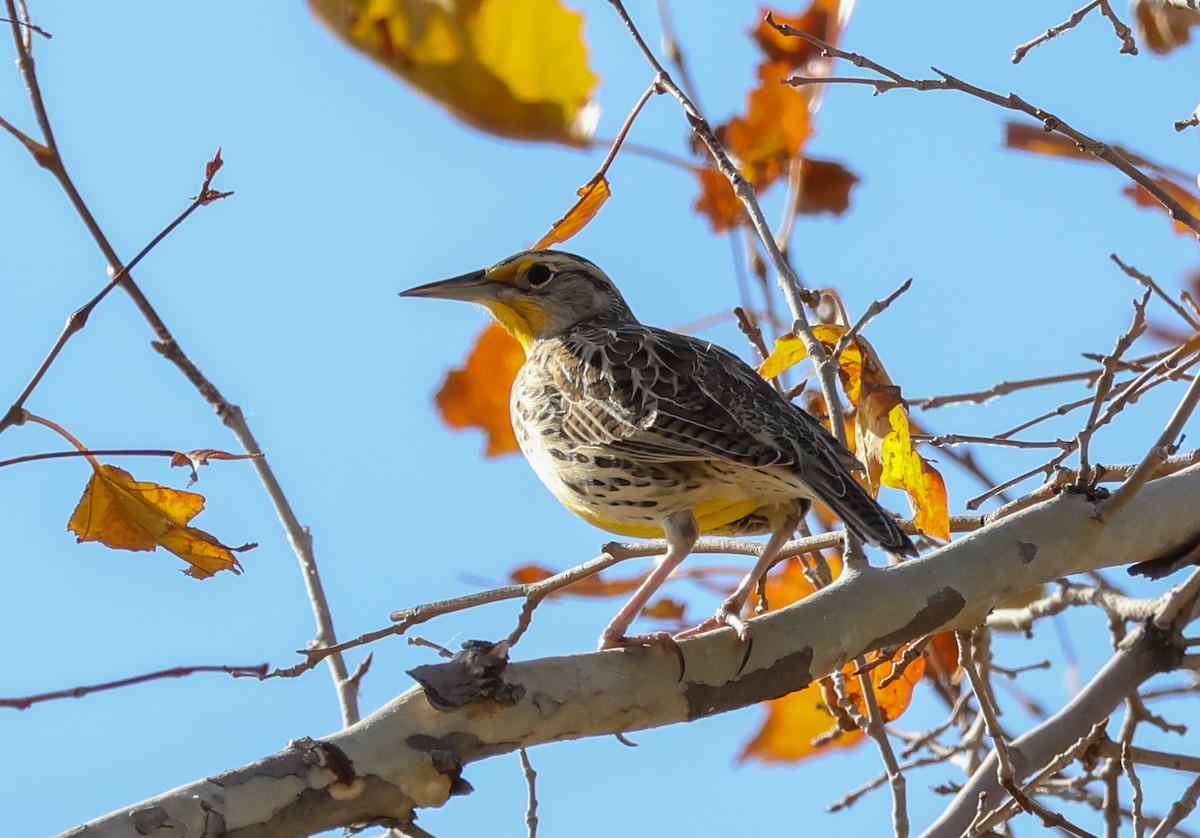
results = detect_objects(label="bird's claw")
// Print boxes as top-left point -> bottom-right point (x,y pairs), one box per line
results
598,630 -> 686,679
675,598 -> 755,672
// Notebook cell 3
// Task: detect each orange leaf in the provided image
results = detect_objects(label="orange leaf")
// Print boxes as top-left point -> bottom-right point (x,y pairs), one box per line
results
724,60 -> 812,188
796,157 -> 860,216
533,175 -> 609,249
507,562 -> 641,598
68,463 -> 243,579
740,644 -> 925,763
509,563 -> 554,584
926,630 -> 963,682
753,1 -> 847,67
754,555 -> 843,610
310,0 -> 600,145
640,596 -> 686,623
1122,177 -> 1200,237
435,321 -> 524,457
1004,121 -> 1092,162
693,166 -> 744,233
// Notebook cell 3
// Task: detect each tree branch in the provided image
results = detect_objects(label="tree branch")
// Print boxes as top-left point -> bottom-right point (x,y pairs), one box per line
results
66,463 -> 1200,837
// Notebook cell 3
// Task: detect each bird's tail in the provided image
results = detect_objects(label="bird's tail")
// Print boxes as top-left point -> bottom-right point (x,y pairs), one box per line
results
820,478 -> 918,557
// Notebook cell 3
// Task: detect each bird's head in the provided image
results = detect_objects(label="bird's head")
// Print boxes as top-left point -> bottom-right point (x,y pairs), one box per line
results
400,250 -> 634,352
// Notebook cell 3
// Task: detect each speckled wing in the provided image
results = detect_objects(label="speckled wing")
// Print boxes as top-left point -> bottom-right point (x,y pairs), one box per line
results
540,324 -> 852,474
535,323 -> 916,555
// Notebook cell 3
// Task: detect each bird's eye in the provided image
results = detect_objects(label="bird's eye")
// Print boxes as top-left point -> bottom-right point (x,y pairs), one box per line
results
527,263 -> 553,287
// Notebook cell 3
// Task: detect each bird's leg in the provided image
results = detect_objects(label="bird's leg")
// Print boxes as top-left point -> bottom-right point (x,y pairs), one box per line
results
598,511 -> 698,650
688,504 -> 803,642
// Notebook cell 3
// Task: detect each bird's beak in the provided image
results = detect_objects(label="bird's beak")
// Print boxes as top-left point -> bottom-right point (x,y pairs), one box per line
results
399,268 -> 493,302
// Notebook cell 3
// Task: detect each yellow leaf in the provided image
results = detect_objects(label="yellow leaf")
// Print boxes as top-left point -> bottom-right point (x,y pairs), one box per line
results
68,464 -> 242,579
533,176 -> 609,249
310,0 -> 600,145
757,324 -> 864,404
435,321 -> 525,457
879,404 -> 950,541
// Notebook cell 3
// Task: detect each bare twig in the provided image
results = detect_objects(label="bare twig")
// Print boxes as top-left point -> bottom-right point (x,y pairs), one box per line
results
854,658 -> 910,837
832,277 -> 913,364
1,2 -> 357,725
1,663 -> 267,709
1176,105 -> 1200,133
1011,0 -> 1135,62
1148,772 -> 1200,838
1078,292 -> 1150,485
1011,1 -> 1102,63
771,19 -> 1200,237
519,748 -> 539,838
1122,738 -> 1146,838
912,349 -> 1172,409
1111,254 -> 1199,330
1097,356 -> 1200,522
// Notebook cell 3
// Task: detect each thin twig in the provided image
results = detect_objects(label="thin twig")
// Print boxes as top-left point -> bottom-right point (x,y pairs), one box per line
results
1078,291 -> 1149,486
854,658 -> 910,837
519,748 -> 539,838
832,277 -> 913,365
2,0 -> 357,723
1097,354 -> 1200,522
1,663 -> 267,709
1012,1 -> 1102,63
1011,1 -> 1136,63
1148,772 -> 1200,838
771,19 -> 1199,238
1111,254 -> 1199,330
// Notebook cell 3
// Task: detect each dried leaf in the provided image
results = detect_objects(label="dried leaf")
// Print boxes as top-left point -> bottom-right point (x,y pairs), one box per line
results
752,0 -> 847,67
640,597 -> 686,623
693,166 -> 744,233
310,0 -> 600,145
507,562 -> 642,597
1133,0 -> 1200,54
874,400 -> 950,541
796,157 -> 860,216
68,463 -> 243,579
759,325 -> 949,539
925,630 -> 964,684
435,321 -> 525,457
1122,177 -> 1200,237
740,638 -> 925,763
725,60 -> 812,187
533,175 -> 609,249
170,448 -> 258,486
1004,121 -> 1091,161
205,147 -> 224,180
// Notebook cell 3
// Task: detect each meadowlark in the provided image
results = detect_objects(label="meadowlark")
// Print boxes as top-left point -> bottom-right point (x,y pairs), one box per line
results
402,250 -> 917,649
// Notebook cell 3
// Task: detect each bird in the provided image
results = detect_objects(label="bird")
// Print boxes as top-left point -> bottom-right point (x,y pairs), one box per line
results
401,250 -> 917,649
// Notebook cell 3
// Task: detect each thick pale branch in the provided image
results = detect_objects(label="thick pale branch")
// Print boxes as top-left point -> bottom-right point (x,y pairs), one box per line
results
66,464 -> 1200,838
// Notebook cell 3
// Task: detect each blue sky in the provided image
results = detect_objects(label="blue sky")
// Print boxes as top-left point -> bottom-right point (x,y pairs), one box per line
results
2,2 -> 1198,836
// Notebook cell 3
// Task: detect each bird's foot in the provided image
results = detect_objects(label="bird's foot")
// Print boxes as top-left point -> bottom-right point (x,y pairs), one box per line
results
598,630 -> 686,678
677,597 -> 751,641
675,599 -> 755,672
